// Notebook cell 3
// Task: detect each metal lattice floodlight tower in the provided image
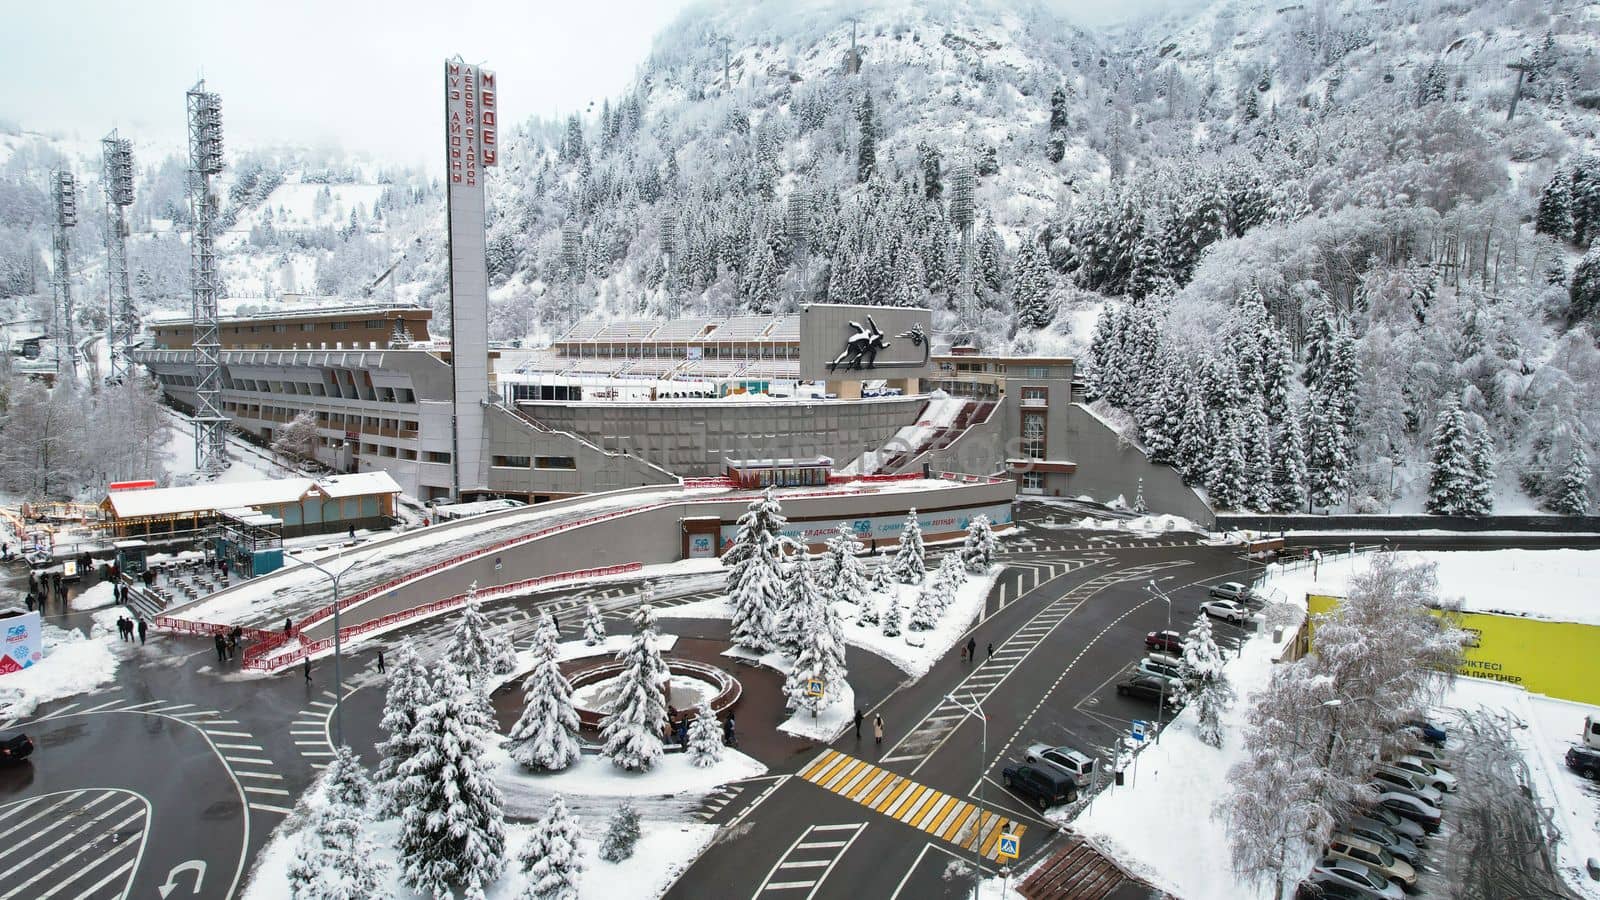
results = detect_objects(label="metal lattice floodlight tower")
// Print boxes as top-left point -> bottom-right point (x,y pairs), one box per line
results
949,158 -> 978,338
187,82 -> 229,474
102,132 -> 136,383
51,171 -> 79,384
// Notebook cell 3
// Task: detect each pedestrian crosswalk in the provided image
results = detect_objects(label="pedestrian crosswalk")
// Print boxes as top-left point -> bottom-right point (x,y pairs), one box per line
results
753,822 -> 866,897
992,558 -> 1097,608
1002,537 -> 1199,555
289,693 -> 338,781
0,789 -> 147,899
797,750 -> 1026,862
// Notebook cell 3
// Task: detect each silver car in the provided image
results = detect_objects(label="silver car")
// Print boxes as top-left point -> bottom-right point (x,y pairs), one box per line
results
1023,743 -> 1096,787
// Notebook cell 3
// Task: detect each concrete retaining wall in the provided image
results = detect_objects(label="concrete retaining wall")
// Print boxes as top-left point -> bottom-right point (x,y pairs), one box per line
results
1047,405 -> 1214,528
1216,513 -> 1600,533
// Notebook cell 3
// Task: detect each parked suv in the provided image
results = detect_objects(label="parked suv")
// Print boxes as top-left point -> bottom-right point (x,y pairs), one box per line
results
1001,762 -> 1076,810
1339,816 -> 1421,865
1566,745 -> 1600,781
1138,655 -> 1184,683
1306,859 -> 1403,900
1116,674 -> 1180,707
1325,834 -> 1417,892
1372,766 -> 1444,805
1387,755 -> 1456,793
1024,744 -> 1096,787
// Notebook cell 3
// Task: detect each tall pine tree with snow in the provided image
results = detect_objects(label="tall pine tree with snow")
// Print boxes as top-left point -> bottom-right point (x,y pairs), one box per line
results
724,489 -> 789,653
583,603 -> 607,646
1205,415 -> 1250,510
515,794 -> 583,900
1175,383 -> 1214,483
1084,304 -> 1118,401
1468,430 -> 1496,517
1535,171 -> 1572,240
823,524 -> 869,607
777,556 -> 826,656
879,589 -> 903,637
508,613 -> 581,772
395,662 -> 506,900
1011,238 -> 1056,330
687,703 -> 724,768
600,604 -> 669,772
1426,398 -> 1478,516
375,643 -> 431,817
890,509 -> 926,583
1305,393 -> 1351,512
857,93 -> 877,183
959,515 -> 997,572
1549,443 -> 1592,515
599,801 -> 641,863
908,579 -> 942,631
288,748 -> 390,900
785,569 -> 848,716
1178,613 -> 1233,749
449,587 -> 496,686
1269,414 -> 1309,513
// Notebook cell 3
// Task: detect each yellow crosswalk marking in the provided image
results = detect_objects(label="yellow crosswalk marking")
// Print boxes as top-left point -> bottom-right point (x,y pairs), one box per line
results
797,751 -> 1026,861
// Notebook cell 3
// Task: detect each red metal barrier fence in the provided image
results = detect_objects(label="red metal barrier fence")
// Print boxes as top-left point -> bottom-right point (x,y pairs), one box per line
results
239,562 -> 642,673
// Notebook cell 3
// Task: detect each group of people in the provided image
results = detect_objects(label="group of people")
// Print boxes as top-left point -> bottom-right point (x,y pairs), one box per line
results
115,615 -> 147,644
24,570 -> 68,610
213,626 -> 245,664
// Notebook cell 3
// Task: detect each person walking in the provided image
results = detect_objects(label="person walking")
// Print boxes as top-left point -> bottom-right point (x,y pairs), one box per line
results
24,593 -> 33,613
137,618 -> 147,645
966,636 -> 977,664
348,524 -> 356,541
854,708 -> 864,739
303,656 -> 312,684
724,713 -> 737,748
986,642 -> 993,660
376,649 -> 386,674
284,617 -> 293,636
214,632 -> 227,663
873,714 -> 885,746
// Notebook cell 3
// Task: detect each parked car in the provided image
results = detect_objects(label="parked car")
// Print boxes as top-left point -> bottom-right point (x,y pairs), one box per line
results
1208,581 -> 1252,603
1388,755 -> 1457,793
1404,720 -> 1447,747
1307,859 -> 1404,900
1295,882 -> 1376,900
1145,630 -> 1182,654
1371,789 -> 1442,833
1137,656 -> 1184,683
1372,767 -> 1444,806
1001,763 -> 1076,810
1200,599 -> 1251,624
1339,816 -> 1422,866
1565,745 -> 1600,781
1325,834 -> 1417,892
1115,674 -> 1180,706
1404,745 -> 1449,768
0,731 -> 33,766
1360,806 -> 1428,845
1584,714 -> 1600,750
1024,744 -> 1096,787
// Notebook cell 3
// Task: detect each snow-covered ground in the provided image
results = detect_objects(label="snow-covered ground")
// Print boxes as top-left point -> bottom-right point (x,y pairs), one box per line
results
1258,548 -> 1600,626
491,743 -> 765,816
1036,513 -> 1204,536
660,564 -> 1002,680
68,580 -> 117,611
0,608 -> 126,720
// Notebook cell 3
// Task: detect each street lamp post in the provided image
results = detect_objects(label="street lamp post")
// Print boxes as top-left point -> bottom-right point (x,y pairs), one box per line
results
285,546 -> 372,747
1147,580 -> 1173,743
945,691 -> 987,898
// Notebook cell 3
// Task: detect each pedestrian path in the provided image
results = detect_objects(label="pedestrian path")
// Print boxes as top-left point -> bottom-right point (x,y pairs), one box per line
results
797,749 -> 1026,862
0,788 -> 147,899
882,559 -> 1192,770
752,821 -> 866,897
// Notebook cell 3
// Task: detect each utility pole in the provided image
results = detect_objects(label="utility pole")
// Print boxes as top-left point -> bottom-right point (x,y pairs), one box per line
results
102,132 -> 136,383
51,171 -> 78,386
1506,60 -> 1533,123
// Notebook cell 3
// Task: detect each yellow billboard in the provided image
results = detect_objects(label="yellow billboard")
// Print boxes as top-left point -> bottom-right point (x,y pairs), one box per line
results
1304,594 -> 1600,706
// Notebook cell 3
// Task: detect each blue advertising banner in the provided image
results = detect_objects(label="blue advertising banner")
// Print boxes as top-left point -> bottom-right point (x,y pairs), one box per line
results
0,611 -> 44,674
719,502 -> 1013,551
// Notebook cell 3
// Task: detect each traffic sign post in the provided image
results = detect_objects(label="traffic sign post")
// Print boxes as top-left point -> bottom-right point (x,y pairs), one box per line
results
1131,720 -> 1147,743
997,832 -> 1020,861
805,678 -> 824,698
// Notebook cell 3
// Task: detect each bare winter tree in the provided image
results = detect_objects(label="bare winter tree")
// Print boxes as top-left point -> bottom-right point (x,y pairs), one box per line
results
271,410 -> 322,465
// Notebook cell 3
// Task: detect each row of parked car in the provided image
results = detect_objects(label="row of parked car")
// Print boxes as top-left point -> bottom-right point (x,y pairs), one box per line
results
1301,721 -> 1453,899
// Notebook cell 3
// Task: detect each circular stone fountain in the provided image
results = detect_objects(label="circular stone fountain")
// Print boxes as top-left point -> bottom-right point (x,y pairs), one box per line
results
567,659 -> 741,730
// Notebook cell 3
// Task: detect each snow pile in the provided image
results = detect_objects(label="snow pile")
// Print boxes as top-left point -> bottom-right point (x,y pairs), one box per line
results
1072,631 -> 1285,900
1259,549 -> 1600,626
68,581 -> 117,611
1058,514 -> 1203,535
0,619 -> 123,720
491,743 -> 765,814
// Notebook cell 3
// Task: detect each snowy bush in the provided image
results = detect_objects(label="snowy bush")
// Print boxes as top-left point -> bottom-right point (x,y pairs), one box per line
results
687,703 -> 724,768
959,515 -> 997,573
582,603 -> 607,646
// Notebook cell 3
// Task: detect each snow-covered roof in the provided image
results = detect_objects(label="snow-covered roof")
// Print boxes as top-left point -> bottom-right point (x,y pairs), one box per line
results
104,472 -> 400,520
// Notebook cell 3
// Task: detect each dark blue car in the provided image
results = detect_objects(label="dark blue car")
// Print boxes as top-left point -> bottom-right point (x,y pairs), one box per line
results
1406,720 -> 1446,747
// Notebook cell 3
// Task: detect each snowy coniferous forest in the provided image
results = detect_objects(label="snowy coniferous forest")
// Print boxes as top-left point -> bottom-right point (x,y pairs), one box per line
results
3,0 -> 1599,511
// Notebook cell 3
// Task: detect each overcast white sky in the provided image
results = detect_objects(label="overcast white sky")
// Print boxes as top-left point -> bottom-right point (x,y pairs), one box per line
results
1,0 -> 1190,167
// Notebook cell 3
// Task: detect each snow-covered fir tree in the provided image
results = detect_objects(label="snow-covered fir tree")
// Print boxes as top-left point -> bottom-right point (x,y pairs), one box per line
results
395,662 -> 506,899
600,604 -> 669,772
785,561 -> 849,716
1133,478 -> 1148,514
1468,430 -> 1496,517
508,613 -> 581,772
723,489 -> 789,653
959,514 -> 997,572
1012,237 -> 1056,330
879,589 -> 903,637
582,603 -> 607,646
1269,414 -> 1309,513
448,586 -> 496,686
908,579 -> 941,631
375,643 -> 431,817
890,510 -> 926,583
515,794 -> 583,900
1205,415 -> 1250,510
1178,613 -> 1234,749
288,748 -> 391,900
599,801 -> 641,863
822,523 -> 868,607
1549,443 -> 1592,515
777,555 -> 826,655
1305,394 -> 1351,512
687,703 -> 724,768
1426,397 -> 1479,516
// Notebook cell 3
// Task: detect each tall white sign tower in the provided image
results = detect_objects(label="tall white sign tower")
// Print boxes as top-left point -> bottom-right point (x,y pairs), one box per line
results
443,59 -> 497,499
